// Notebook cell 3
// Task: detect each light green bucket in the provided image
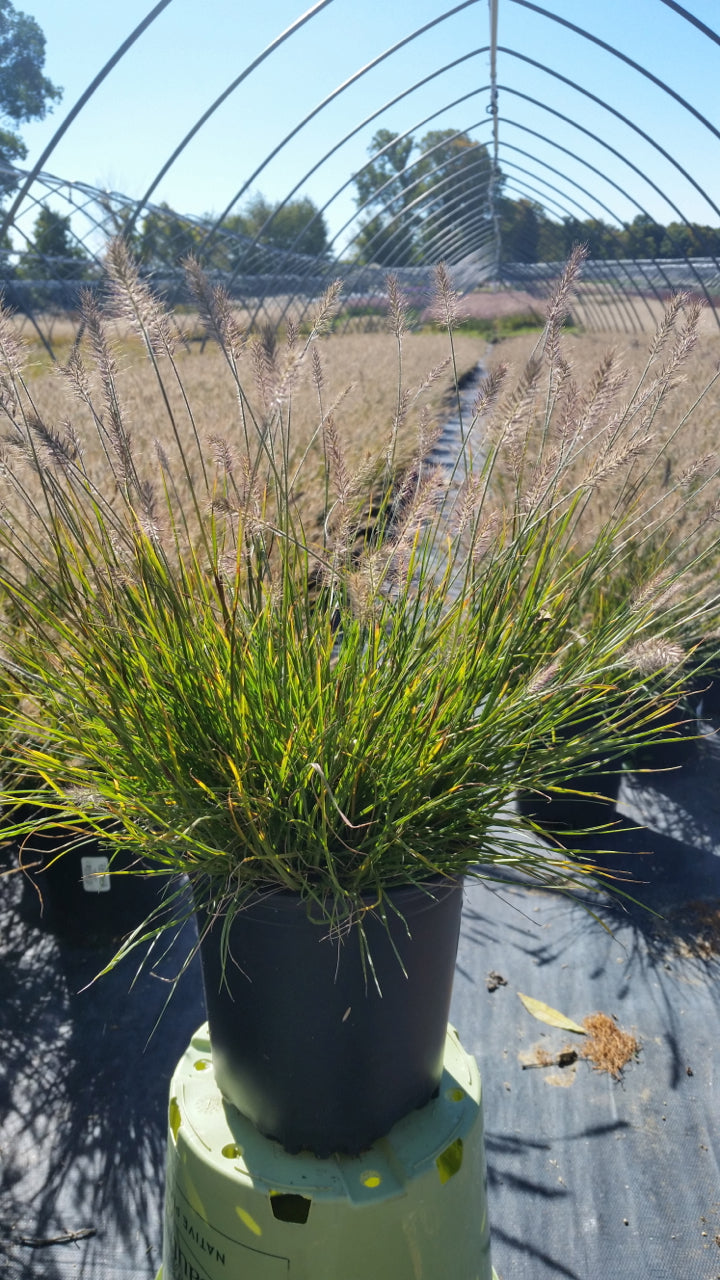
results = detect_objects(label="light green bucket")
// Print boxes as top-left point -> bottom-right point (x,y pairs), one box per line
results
158,1022 -> 497,1279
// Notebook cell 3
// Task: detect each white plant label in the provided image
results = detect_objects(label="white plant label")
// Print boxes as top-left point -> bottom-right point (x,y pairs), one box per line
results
81,855 -> 111,893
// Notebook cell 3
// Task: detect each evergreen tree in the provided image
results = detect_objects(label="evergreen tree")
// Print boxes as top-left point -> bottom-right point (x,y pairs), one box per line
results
16,206 -> 89,278
224,194 -> 329,259
136,203 -> 204,267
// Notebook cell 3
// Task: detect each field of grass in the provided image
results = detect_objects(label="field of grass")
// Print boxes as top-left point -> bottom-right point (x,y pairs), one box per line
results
9,292 -> 720,567
12,322 -> 484,538
480,320 -> 720,600
493,325 -> 720,464
566,285 -> 720,337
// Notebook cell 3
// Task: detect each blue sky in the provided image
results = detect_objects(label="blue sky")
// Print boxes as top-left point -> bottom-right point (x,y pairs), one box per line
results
14,0 -> 720,251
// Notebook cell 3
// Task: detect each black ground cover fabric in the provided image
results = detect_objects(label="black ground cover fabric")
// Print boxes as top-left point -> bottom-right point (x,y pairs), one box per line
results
1,739 -> 719,1279
456,744 -> 720,1280
0,876 -> 203,1279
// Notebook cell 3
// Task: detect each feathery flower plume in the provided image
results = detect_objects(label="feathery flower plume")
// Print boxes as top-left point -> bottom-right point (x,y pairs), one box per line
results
250,327 -> 279,414
234,455 -> 264,545
349,547 -> 384,622
209,434 -> 234,476
345,450 -> 382,507
585,433 -> 653,485
630,571 -> 683,612
309,279 -> 343,338
58,345 -> 93,408
549,356 -> 574,414
622,638 -> 685,674
647,291 -> 689,363
323,414 -> 350,504
428,263 -> 465,331
678,453 -> 715,489
415,405 -> 443,466
492,357 -> 543,475
573,350 -> 627,442
80,290 -> 136,489
387,387 -> 411,468
382,466 -> 447,579
184,257 -> 246,362
154,440 -> 171,472
520,452 -> 563,512
104,237 -> 176,358
0,298 -> 25,379
63,422 -> 84,466
135,477 -> 161,543
698,497 -> 720,526
528,660 -> 561,694
28,415 -> 80,472
275,345 -> 304,405
471,511 -> 500,562
452,474 -> 483,539
0,371 -> 18,419
389,461 -> 420,520
311,346 -> 324,397
210,496 -> 236,516
661,299 -> 703,384
543,243 -> 586,365
411,358 -> 452,410
472,364 -> 508,420
385,275 -> 407,340
311,382 -> 355,442
555,376 -> 581,444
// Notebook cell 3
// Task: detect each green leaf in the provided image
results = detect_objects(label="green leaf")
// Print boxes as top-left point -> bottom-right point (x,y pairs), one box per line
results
517,992 -> 587,1035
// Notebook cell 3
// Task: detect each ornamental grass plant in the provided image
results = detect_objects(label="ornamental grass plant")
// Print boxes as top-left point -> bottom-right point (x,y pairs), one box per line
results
0,242 -> 719,964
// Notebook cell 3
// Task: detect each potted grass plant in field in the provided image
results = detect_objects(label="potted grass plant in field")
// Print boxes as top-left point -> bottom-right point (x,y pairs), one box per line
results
0,243 -> 718,1155
517,544 -> 720,836
0,588 -> 169,939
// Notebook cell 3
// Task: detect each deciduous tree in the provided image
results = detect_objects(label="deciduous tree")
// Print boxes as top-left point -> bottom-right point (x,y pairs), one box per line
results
352,128 -> 493,265
0,0 -> 61,200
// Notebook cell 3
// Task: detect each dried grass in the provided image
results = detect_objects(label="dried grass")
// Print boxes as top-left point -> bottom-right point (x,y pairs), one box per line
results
482,325 -> 720,567
580,1012 -> 639,1078
570,286 -> 720,336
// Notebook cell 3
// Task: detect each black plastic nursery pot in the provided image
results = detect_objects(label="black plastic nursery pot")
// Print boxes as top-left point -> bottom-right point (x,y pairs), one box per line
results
517,767 -> 622,836
685,640 -> 720,720
518,685 -> 704,835
624,700 -> 699,774
696,677 -> 720,719
17,811 -> 167,943
196,875 -> 464,1158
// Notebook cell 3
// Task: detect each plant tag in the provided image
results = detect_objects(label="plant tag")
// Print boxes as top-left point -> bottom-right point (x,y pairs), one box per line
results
81,856 -> 111,893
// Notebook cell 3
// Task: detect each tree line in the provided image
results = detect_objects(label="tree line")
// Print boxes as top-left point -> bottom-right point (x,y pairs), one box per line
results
351,129 -> 720,264
498,198 -> 720,263
4,26 -> 720,286
13,146 -> 720,283
0,3 -> 718,282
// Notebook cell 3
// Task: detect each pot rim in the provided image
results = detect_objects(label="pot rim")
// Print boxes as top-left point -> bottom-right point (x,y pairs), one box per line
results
196,873 -> 464,927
